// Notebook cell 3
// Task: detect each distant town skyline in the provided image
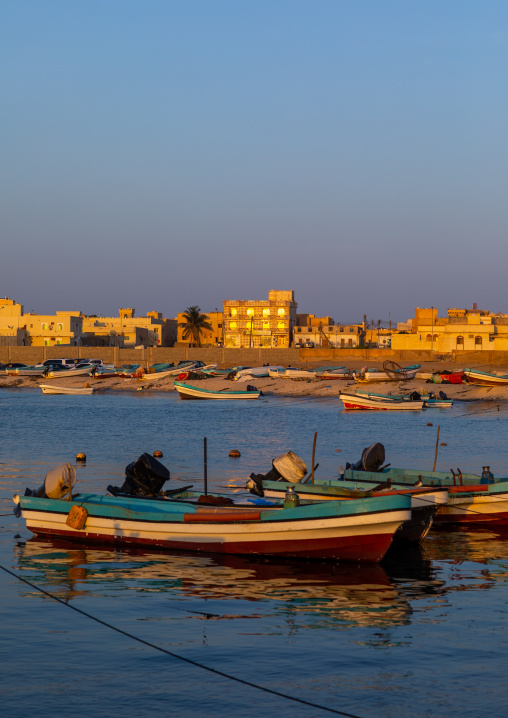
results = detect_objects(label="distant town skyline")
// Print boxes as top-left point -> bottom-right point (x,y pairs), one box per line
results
2,2 -> 507,320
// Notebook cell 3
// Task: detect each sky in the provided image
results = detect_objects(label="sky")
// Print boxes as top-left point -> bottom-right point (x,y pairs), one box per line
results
1,1 -> 507,324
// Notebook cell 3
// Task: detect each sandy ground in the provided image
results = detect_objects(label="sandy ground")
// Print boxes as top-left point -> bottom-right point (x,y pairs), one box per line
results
3,359 -> 508,401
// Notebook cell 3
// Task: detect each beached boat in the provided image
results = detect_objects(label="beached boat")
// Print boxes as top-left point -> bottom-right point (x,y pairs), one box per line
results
268,368 -> 317,379
463,368 -> 508,386
12,490 -> 412,562
315,367 -> 353,380
6,365 -> 46,376
355,364 -> 421,383
140,361 -> 202,380
174,381 -> 261,400
45,364 -> 95,378
339,390 -> 424,411
235,366 -> 284,380
40,384 -> 94,395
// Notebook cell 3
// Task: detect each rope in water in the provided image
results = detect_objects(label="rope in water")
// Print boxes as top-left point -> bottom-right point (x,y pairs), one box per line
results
0,563 -> 364,718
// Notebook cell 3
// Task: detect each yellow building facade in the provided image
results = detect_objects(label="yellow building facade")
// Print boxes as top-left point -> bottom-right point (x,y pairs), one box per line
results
82,309 -> 175,347
392,307 -> 508,352
0,298 -> 82,346
223,290 -> 297,348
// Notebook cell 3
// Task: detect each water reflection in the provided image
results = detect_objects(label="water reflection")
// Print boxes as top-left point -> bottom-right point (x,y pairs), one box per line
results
15,537 -> 416,628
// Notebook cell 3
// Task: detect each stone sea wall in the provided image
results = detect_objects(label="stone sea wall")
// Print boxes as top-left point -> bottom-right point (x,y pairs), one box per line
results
2,345 -> 508,366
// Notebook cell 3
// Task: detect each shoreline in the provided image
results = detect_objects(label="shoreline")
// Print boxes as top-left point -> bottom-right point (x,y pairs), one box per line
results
2,359 -> 508,401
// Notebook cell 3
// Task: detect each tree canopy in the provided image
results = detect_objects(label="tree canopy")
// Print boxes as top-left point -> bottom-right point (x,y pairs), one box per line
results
178,306 -> 213,347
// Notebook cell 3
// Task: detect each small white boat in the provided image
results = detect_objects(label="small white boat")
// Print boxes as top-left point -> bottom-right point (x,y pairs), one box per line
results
355,364 -> 421,383
268,368 -> 317,379
45,364 -> 94,378
174,381 -> 260,400
235,366 -> 284,380
40,384 -> 95,395
339,390 -> 423,410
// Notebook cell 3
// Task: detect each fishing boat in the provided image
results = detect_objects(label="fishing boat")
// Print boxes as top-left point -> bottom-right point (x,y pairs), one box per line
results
6,365 -> 46,376
463,368 -> 508,386
235,366 -> 284,380
174,381 -> 261,400
40,384 -> 94,395
339,390 -> 424,410
45,364 -> 95,378
115,364 -> 140,377
268,368 -> 317,379
433,481 -> 508,524
422,393 -> 453,408
252,481 -> 447,543
201,365 -> 247,377
355,364 -> 421,383
12,490 -> 412,562
315,367 -> 353,380
139,361 -> 203,380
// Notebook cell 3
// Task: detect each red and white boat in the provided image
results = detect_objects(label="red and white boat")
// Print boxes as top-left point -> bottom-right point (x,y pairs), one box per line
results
339,390 -> 424,411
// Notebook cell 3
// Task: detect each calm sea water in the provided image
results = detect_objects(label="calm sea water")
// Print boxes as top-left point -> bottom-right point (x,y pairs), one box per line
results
1,388 -> 508,717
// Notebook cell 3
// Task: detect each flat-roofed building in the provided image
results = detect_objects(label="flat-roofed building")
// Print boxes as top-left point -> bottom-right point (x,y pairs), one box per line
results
82,309 -> 175,347
223,290 -> 297,348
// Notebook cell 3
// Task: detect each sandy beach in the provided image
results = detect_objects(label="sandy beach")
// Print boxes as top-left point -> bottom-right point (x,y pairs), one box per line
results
3,360 -> 508,401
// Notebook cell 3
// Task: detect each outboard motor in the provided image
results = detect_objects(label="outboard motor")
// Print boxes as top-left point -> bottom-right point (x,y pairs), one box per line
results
347,443 -> 386,472
109,453 -> 170,497
247,451 -> 307,497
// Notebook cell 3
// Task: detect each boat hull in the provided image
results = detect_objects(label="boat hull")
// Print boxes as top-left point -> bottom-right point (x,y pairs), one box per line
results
175,381 -> 260,400
340,392 -> 423,410
261,483 -> 445,543
434,487 -> 508,524
40,384 -> 94,395
17,494 -> 411,562
463,369 -> 508,386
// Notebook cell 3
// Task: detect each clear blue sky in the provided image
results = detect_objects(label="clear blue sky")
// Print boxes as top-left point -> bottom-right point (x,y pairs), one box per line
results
1,1 -> 507,324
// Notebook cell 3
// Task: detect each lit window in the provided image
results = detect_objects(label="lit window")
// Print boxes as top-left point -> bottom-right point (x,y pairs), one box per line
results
246,308 -> 254,317
230,308 -> 237,317
263,322 -> 270,330
229,321 -> 237,330
58,323 -> 63,331
262,308 -> 270,317
42,323 -> 47,330
277,308 -> 285,316
246,320 -> 253,329
277,321 -> 285,330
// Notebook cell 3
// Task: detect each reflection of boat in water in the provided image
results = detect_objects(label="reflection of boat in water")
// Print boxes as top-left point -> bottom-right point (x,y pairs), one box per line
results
17,537 -> 415,628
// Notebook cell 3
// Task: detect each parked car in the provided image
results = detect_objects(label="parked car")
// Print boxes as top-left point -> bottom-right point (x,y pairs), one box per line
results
78,359 -> 104,367
304,342 -> 315,348
293,342 -> 303,348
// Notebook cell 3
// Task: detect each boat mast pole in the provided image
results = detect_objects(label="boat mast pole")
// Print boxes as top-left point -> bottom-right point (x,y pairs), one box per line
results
204,437 -> 208,495
311,432 -> 317,484
432,426 -> 440,472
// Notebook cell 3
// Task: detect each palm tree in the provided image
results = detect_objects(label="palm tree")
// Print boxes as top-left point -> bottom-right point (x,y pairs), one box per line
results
178,306 -> 213,347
